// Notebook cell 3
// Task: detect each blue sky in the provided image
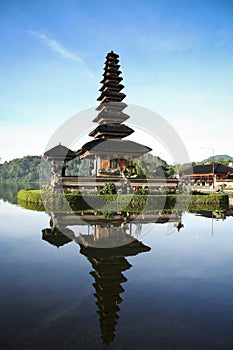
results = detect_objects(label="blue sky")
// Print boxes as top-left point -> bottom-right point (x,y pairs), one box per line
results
0,0 -> 233,162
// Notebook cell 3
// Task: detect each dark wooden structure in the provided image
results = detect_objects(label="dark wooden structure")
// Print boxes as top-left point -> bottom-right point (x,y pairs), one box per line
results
43,51 -> 178,192
76,51 -> 151,177
181,163 -> 233,186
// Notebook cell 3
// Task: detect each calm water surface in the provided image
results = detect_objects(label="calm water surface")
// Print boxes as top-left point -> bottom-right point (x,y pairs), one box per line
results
1,185 -> 233,349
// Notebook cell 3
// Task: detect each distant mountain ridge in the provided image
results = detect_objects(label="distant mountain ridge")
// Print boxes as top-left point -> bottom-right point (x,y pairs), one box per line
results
202,154 -> 233,163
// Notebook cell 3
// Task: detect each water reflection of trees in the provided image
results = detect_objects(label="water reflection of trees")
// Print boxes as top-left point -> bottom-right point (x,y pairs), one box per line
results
0,182 -> 38,204
192,210 -> 229,220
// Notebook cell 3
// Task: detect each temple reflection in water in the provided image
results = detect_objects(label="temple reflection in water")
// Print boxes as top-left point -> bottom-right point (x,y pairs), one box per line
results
80,237 -> 150,344
42,210 -> 183,344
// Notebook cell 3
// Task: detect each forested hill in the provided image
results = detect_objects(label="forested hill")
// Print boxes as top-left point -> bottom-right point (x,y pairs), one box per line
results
1,153 -> 232,183
0,156 -> 42,182
202,154 -> 233,163
0,153 -> 171,182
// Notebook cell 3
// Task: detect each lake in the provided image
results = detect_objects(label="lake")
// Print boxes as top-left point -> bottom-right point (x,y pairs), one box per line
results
1,184 -> 233,349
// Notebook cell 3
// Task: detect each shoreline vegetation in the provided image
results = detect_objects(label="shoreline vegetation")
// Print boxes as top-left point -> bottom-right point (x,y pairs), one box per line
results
17,189 -> 229,212
1,153 -> 232,184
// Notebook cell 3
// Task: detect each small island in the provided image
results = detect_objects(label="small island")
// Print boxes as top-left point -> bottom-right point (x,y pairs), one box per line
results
16,51 -> 232,213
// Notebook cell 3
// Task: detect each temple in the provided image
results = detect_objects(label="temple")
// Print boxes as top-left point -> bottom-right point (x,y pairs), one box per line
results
181,163 -> 233,186
76,51 -> 151,178
44,51 -> 173,193
43,143 -> 76,191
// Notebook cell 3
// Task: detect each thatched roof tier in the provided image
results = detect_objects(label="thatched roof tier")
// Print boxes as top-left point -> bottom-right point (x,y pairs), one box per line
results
77,139 -> 152,159
100,76 -> 123,84
104,65 -> 121,72
97,91 -> 126,102
89,123 -> 134,139
99,82 -> 124,92
44,144 -> 76,161
42,228 -> 73,247
96,102 -> 127,112
79,239 -> 151,258
104,62 -> 120,69
104,57 -> 119,64
106,51 -> 119,59
92,110 -> 130,124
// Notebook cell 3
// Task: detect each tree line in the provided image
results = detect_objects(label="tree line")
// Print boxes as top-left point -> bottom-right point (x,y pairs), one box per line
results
0,154 -> 174,182
0,156 -> 49,183
1,153 -> 231,183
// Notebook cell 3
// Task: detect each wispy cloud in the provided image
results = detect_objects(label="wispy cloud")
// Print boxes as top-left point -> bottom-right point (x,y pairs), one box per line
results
28,30 -> 95,79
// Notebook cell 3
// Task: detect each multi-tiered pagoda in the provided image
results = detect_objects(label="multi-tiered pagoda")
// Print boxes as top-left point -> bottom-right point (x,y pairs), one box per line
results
77,51 -> 151,177
44,51 -> 154,192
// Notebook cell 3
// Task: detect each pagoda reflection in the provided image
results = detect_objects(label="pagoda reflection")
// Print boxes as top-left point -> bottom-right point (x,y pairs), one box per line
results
79,235 -> 150,344
41,210 -> 183,344
42,227 -> 74,248
42,212 -> 152,344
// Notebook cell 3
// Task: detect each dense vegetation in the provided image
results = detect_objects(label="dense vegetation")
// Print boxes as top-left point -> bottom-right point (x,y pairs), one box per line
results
202,154 -> 233,163
18,189 -> 229,213
0,156 -> 50,183
66,153 -> 172,177
0,153 -> 172,182
0,182 -> 38,204
0,156 -> 41,182
1,153 -> 232,183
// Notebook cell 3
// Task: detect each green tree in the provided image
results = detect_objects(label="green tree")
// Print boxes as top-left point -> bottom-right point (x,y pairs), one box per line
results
0,156 -> 45,183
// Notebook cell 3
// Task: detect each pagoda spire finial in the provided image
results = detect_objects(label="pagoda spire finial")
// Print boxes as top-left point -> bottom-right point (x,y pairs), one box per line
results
97,51 -> 125,104
91,51 -> 130,127
77,51 -> 152,165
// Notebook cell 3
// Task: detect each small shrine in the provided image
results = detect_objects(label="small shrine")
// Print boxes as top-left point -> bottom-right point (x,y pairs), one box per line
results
43,143 -> 76,192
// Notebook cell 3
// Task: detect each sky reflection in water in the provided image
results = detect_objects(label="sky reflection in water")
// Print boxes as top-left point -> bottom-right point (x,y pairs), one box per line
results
1,196 -> 233,349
